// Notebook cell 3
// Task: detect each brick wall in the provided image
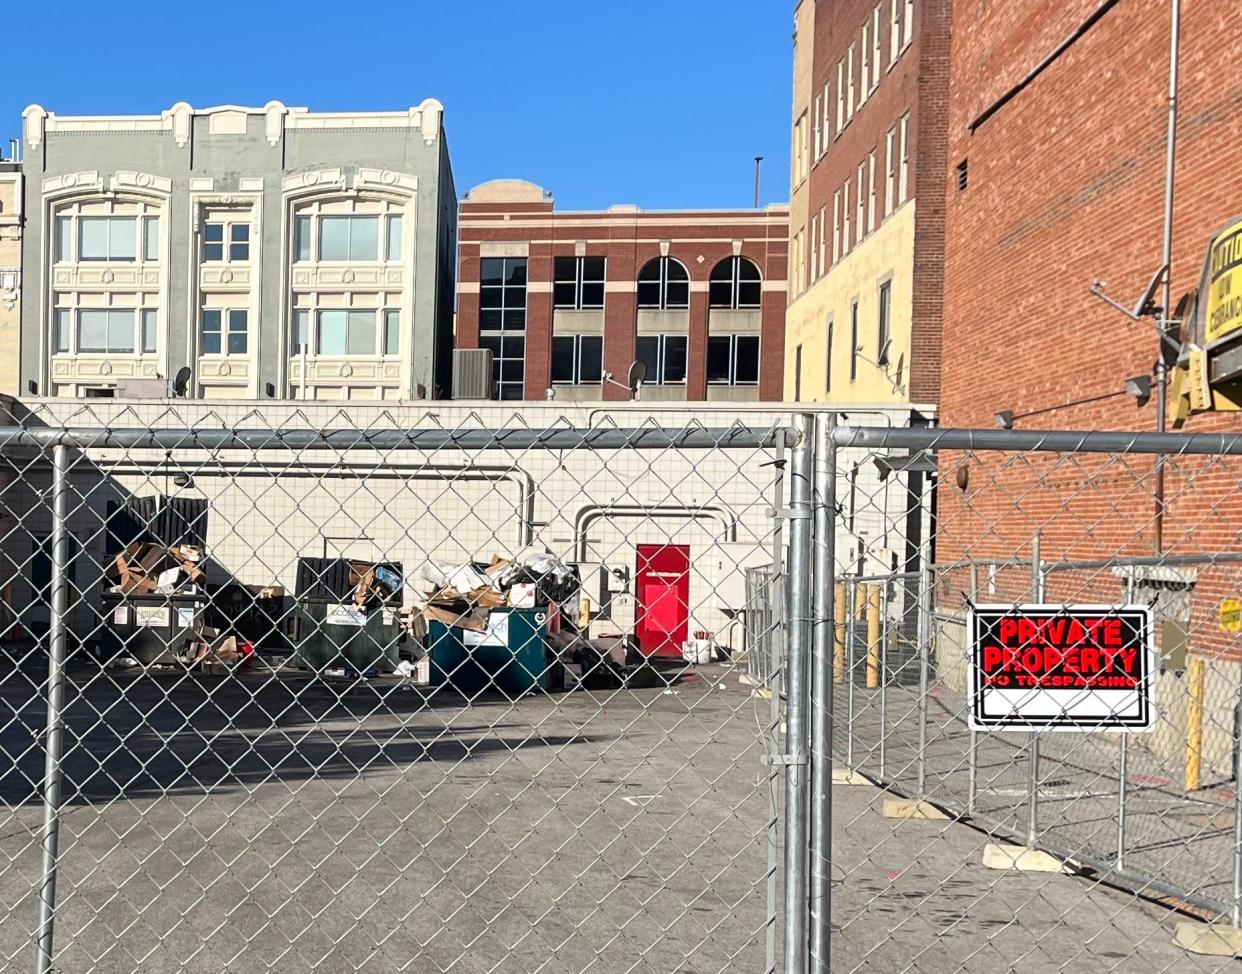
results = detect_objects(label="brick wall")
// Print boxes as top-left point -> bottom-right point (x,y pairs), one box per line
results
458,195 -> 789,401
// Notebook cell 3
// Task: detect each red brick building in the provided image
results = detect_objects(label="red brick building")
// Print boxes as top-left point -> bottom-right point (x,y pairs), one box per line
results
938,2 -> 1242,662
456,180 -> 788,401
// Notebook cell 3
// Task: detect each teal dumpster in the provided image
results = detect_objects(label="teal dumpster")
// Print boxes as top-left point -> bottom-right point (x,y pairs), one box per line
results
427,608 -> 562,696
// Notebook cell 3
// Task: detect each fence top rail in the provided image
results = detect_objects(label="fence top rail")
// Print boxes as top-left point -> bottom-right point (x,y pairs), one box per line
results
0,424 -> 797,452
831,424 -> 1242,456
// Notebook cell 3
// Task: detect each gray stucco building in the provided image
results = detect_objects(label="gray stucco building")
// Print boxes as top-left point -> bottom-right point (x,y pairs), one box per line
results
19,100 -> 456,400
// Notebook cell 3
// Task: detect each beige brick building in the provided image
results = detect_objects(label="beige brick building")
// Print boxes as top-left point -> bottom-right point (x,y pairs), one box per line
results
0,162 -> 21,396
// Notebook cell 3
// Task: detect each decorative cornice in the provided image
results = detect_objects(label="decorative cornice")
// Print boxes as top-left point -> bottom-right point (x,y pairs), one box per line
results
282,168 -> 346,194
42,171 -> 102,196
111,171 -> 173,196
353,168 -> 418,195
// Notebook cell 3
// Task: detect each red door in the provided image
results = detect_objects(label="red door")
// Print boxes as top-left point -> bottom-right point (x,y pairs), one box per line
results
635,544 -> 691,658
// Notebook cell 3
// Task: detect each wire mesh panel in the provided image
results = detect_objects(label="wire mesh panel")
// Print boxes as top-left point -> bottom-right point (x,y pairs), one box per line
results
821,422 -> 1242,972
0,405 -> 806,974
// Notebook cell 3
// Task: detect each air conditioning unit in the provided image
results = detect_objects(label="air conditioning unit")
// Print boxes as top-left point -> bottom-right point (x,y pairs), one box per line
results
453,348 -> 494,400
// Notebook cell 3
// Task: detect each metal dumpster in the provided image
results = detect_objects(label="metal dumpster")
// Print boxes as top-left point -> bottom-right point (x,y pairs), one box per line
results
293,557 -> 402,673
427,607 -> 563,696
99,591 -> 207,665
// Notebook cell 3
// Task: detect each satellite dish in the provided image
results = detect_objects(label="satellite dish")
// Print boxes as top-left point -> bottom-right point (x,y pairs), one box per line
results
1132,264 -> 1169,318
627,360 -> 648,392
172,367 -> 192,398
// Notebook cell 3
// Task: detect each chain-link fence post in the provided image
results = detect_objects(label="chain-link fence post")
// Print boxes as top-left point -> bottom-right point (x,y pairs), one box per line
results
809,413 -> 837,970
1027,533 -> 1044,846
765,457 -> 787,974
967,563 -> 979,815
37,443 -> 70,974
1118,573 -> 1135,873
846,577 -> 856,768
1233,660 -> 1242,926
782,414 -> 815,974
916,550 -> 933,797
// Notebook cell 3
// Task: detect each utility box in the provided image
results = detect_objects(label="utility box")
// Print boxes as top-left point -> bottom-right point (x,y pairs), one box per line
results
453,348 -> 494,399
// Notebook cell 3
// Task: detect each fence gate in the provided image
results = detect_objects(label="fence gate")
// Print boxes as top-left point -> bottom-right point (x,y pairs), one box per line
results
815,417 -> 1242,973
0,409 -> 812,974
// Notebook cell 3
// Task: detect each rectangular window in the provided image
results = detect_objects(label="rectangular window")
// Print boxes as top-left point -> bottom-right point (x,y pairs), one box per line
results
850,300 -> 859,380
551,334 -> 603,384
847,45 -> 856,119
204,223 -> 225,261
832,191 -> 841,264
141,309 -> 157,353
295,215 -> 312,261
386,215 -> 403,262
873,5 -> 883,78
813,96 -> 822,160
229,223 -> 250,262
480,257 -> 528,332
636,334 -> 687,384
868,152 -> 877,233
319,215 -> 379,261
78,309 -> 134,353
553,256 -> 606,309
877,280 -> 892,364
142,217 -> 159,262
885,127 -> 898,217
707,335 -> 760,385
818,205 -> 826,277
891,0 -> 902,61
809,216 -> 818,282
78,217 -> 136,262
861,23 -> 871,102
201,308 -> 249,355
899,112 -> 911,203
293,309 -> 310,353
843,179 -> 851,255
55,216 -> 72,262
822,82 -> 832,149
905,0 -> 914,49
478,333 -> 526,400
383,309 -> 401,356
54,309 -> 70,353
316,309 -> 376,355
227,310 -> 248,355
794,345 -> 803,401
826,317 -> 834,392
836,61 -> 845,131
857,162 -> 867,239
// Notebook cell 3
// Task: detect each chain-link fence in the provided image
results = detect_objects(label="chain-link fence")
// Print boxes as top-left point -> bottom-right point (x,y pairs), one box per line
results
0,403 -> 818,974
820,419 -> 1242,972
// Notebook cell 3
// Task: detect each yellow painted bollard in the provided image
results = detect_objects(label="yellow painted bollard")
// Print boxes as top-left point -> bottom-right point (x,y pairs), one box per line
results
866,583 -> 882,689
833,583 -> 847,684
580,597 -> 592,631
855,580 -> 867,621
1186,656 -> 1205,793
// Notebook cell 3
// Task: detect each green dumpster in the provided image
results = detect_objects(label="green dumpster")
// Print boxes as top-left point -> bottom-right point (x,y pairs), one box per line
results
427,608 -> 562,696
293,557 -> 402,673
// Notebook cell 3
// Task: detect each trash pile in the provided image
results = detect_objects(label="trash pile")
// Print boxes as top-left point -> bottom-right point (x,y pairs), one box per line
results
294,557 -> 403,608
417,551 -> 577,632
106,542 -> 205,595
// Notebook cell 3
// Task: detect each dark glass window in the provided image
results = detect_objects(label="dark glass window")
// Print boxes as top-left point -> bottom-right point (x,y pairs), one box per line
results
707,334 -> 760,385
636,334 -> 688,383
551,334 -> 602,383
877,280 -> 891,364
706,336 -> 732,382
637,257 -> 690,309
551,336 -> 576,382
709,256 -> 763,309
553,255 -> 606,309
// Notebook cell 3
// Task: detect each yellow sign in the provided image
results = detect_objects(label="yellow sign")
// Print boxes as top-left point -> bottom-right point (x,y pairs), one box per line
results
1205,218 -> 1242,344
1220,598 -> 1242,633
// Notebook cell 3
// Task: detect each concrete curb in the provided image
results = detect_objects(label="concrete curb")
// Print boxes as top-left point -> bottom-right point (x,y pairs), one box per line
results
881,798 -> 951,820
981,842 -> 1072,873
1173,921 -> 1242,956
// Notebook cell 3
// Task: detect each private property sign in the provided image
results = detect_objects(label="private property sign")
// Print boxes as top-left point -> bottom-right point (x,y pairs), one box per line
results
967,604 -> 1156,731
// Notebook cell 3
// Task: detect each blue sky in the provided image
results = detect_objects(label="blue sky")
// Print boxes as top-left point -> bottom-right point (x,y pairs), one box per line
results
3,1 -> 793,211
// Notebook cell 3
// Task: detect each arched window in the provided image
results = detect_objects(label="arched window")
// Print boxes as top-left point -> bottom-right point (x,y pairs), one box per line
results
709,256 -> 762,309
637,257 -> 690,309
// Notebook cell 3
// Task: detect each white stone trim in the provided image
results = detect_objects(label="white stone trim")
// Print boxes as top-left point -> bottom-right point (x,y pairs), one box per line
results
189,178 -> 215,192
354,169 -> 418,195
282,169 -> 346,195
111,171 -> 173,196
42,172 -> 102,197
478,242 -> 529,258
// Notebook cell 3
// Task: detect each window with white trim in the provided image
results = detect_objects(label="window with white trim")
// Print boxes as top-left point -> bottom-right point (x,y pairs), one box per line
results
316,309 -> 376,356
554,256 -> 606,309
78,308 -> 135,353
891,0 -> 902,62
843,179 -> 851,255
709,256 -> 762,309
141,309 -> 157,354
899,112 -> 911,203
636,334 -> 688,384
706,334 -> 760,385
847,45 -> 856,120
817,205 -> 826,276
479,257 -> 527,400
292,207 -> 406,263
637,257 -> 690,309
203,220 -> 250,262
885,126 -> 898,217
873,5 -> 883,80
877,279 -> 892,364
833,191 -> 841,264
861,23 -> 871,104
201,309 -> 249,355
821,82 -> 832,151
836,61 -> 845,132
550,334 -> 603,384
809,214 -> 818,282
857,162 -> 867,239
319,216 -> 378,261
383,309 -> 401,356
813,94 -> 823,160
793,112 -> 808,185
905,0 -> 914,50
868,152 -> 877,233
